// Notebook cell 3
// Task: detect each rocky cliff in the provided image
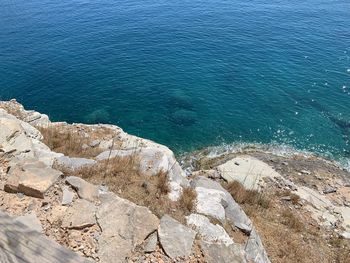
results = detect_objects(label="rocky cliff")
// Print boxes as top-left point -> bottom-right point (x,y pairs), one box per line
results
0,99 -> 349,263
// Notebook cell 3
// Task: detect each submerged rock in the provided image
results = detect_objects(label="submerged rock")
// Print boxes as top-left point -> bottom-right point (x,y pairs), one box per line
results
171,109 -> 197,126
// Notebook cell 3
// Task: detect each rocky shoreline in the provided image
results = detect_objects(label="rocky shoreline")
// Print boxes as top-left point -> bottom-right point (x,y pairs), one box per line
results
0,99 -> 349,263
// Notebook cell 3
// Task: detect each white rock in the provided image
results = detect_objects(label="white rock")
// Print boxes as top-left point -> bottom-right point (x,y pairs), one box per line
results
217,156 -> 281,190
158,215 -> 196,259
186,214 -> 233,246
62,199 -> 96,229
195,186 -> 226,222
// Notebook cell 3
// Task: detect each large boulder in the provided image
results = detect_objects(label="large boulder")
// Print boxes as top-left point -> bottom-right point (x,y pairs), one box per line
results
96,193 -> 159,263
191,177 -> 270,263
191,176 -> 251,229
245,229 -> 271,263
194,186 -> 227,222
0,112 -> 62,166
158,215 -> 196,259
186,214 -> 233,246
217,156 -> 281,190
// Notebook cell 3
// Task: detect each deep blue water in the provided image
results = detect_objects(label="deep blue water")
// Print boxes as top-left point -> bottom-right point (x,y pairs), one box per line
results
1,0 -> 350,159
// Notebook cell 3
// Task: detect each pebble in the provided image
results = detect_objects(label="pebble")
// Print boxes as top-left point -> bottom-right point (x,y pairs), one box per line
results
301,170 -> 311,175
323,187 -> 337,194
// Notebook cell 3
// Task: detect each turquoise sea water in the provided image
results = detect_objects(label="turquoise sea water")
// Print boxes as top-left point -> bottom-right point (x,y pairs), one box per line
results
1,0 -> 350,160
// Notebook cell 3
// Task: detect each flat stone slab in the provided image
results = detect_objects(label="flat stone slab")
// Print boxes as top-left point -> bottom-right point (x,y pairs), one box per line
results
217,156 -> 281,190
66,176 -> 99,202
96,193 -> 159,263
5,160 -> 62,198
0,210 -> 89,263
158,214 -> 196,259
62,199 -> 96,229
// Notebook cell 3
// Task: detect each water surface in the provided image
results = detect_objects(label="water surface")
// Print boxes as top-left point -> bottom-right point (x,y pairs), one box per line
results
1,0 -> 350,159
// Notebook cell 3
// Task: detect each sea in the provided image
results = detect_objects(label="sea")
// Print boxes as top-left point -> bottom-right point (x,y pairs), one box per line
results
1,0 -> 350,167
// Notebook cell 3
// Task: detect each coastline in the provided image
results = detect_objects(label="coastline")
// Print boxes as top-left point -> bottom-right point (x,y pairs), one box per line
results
1,99 -> 349,263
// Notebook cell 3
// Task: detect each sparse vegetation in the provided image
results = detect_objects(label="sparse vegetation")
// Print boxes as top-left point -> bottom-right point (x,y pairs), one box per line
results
280,208 -> 304,232
156,170 -> 170,195
62,157 -> 196,224
38,125 -> 102,158
226,180 -> 270,209
178,187 -> 197,213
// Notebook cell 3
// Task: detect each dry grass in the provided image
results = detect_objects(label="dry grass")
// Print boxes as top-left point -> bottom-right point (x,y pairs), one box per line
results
156,170 -> 170,195
64,156 -> 196,224
38,125 -> 102,158
0,102 -> 26,120
221,180 -> 350,263
178,187 -> 197,214
280,208 -> 304,232
226,180 -> 270,209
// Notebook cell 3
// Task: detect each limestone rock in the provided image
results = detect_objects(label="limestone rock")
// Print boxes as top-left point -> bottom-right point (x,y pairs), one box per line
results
245,228 -> 271,263
200,241 -> 246,263
186,214 -> 233,246
144,232 -> 158,253
66,176 -> 99,202
55,156 -> 96,170
96,193 -> 159,263
62,199 -> 96,229
341,231 -> 350,239
217,156 -> 281,190
5,160 -> 62,198
0,118 -> 34,157
195,186 -> 227,222
15,212 -> 43,233
0,114 -> 61,166
96,147 -> 189,201
158,215 -> 196,259
191,176 -> 253,232
293,186 -> 339,227
62,186 -> 75,206
0,210 -> 89,263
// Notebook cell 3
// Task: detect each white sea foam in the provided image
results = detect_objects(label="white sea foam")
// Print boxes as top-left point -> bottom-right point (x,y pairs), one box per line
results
181,141 -> 350,173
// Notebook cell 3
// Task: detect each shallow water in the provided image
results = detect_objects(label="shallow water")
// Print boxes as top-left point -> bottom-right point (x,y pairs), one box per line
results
1,0 -> 350,159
